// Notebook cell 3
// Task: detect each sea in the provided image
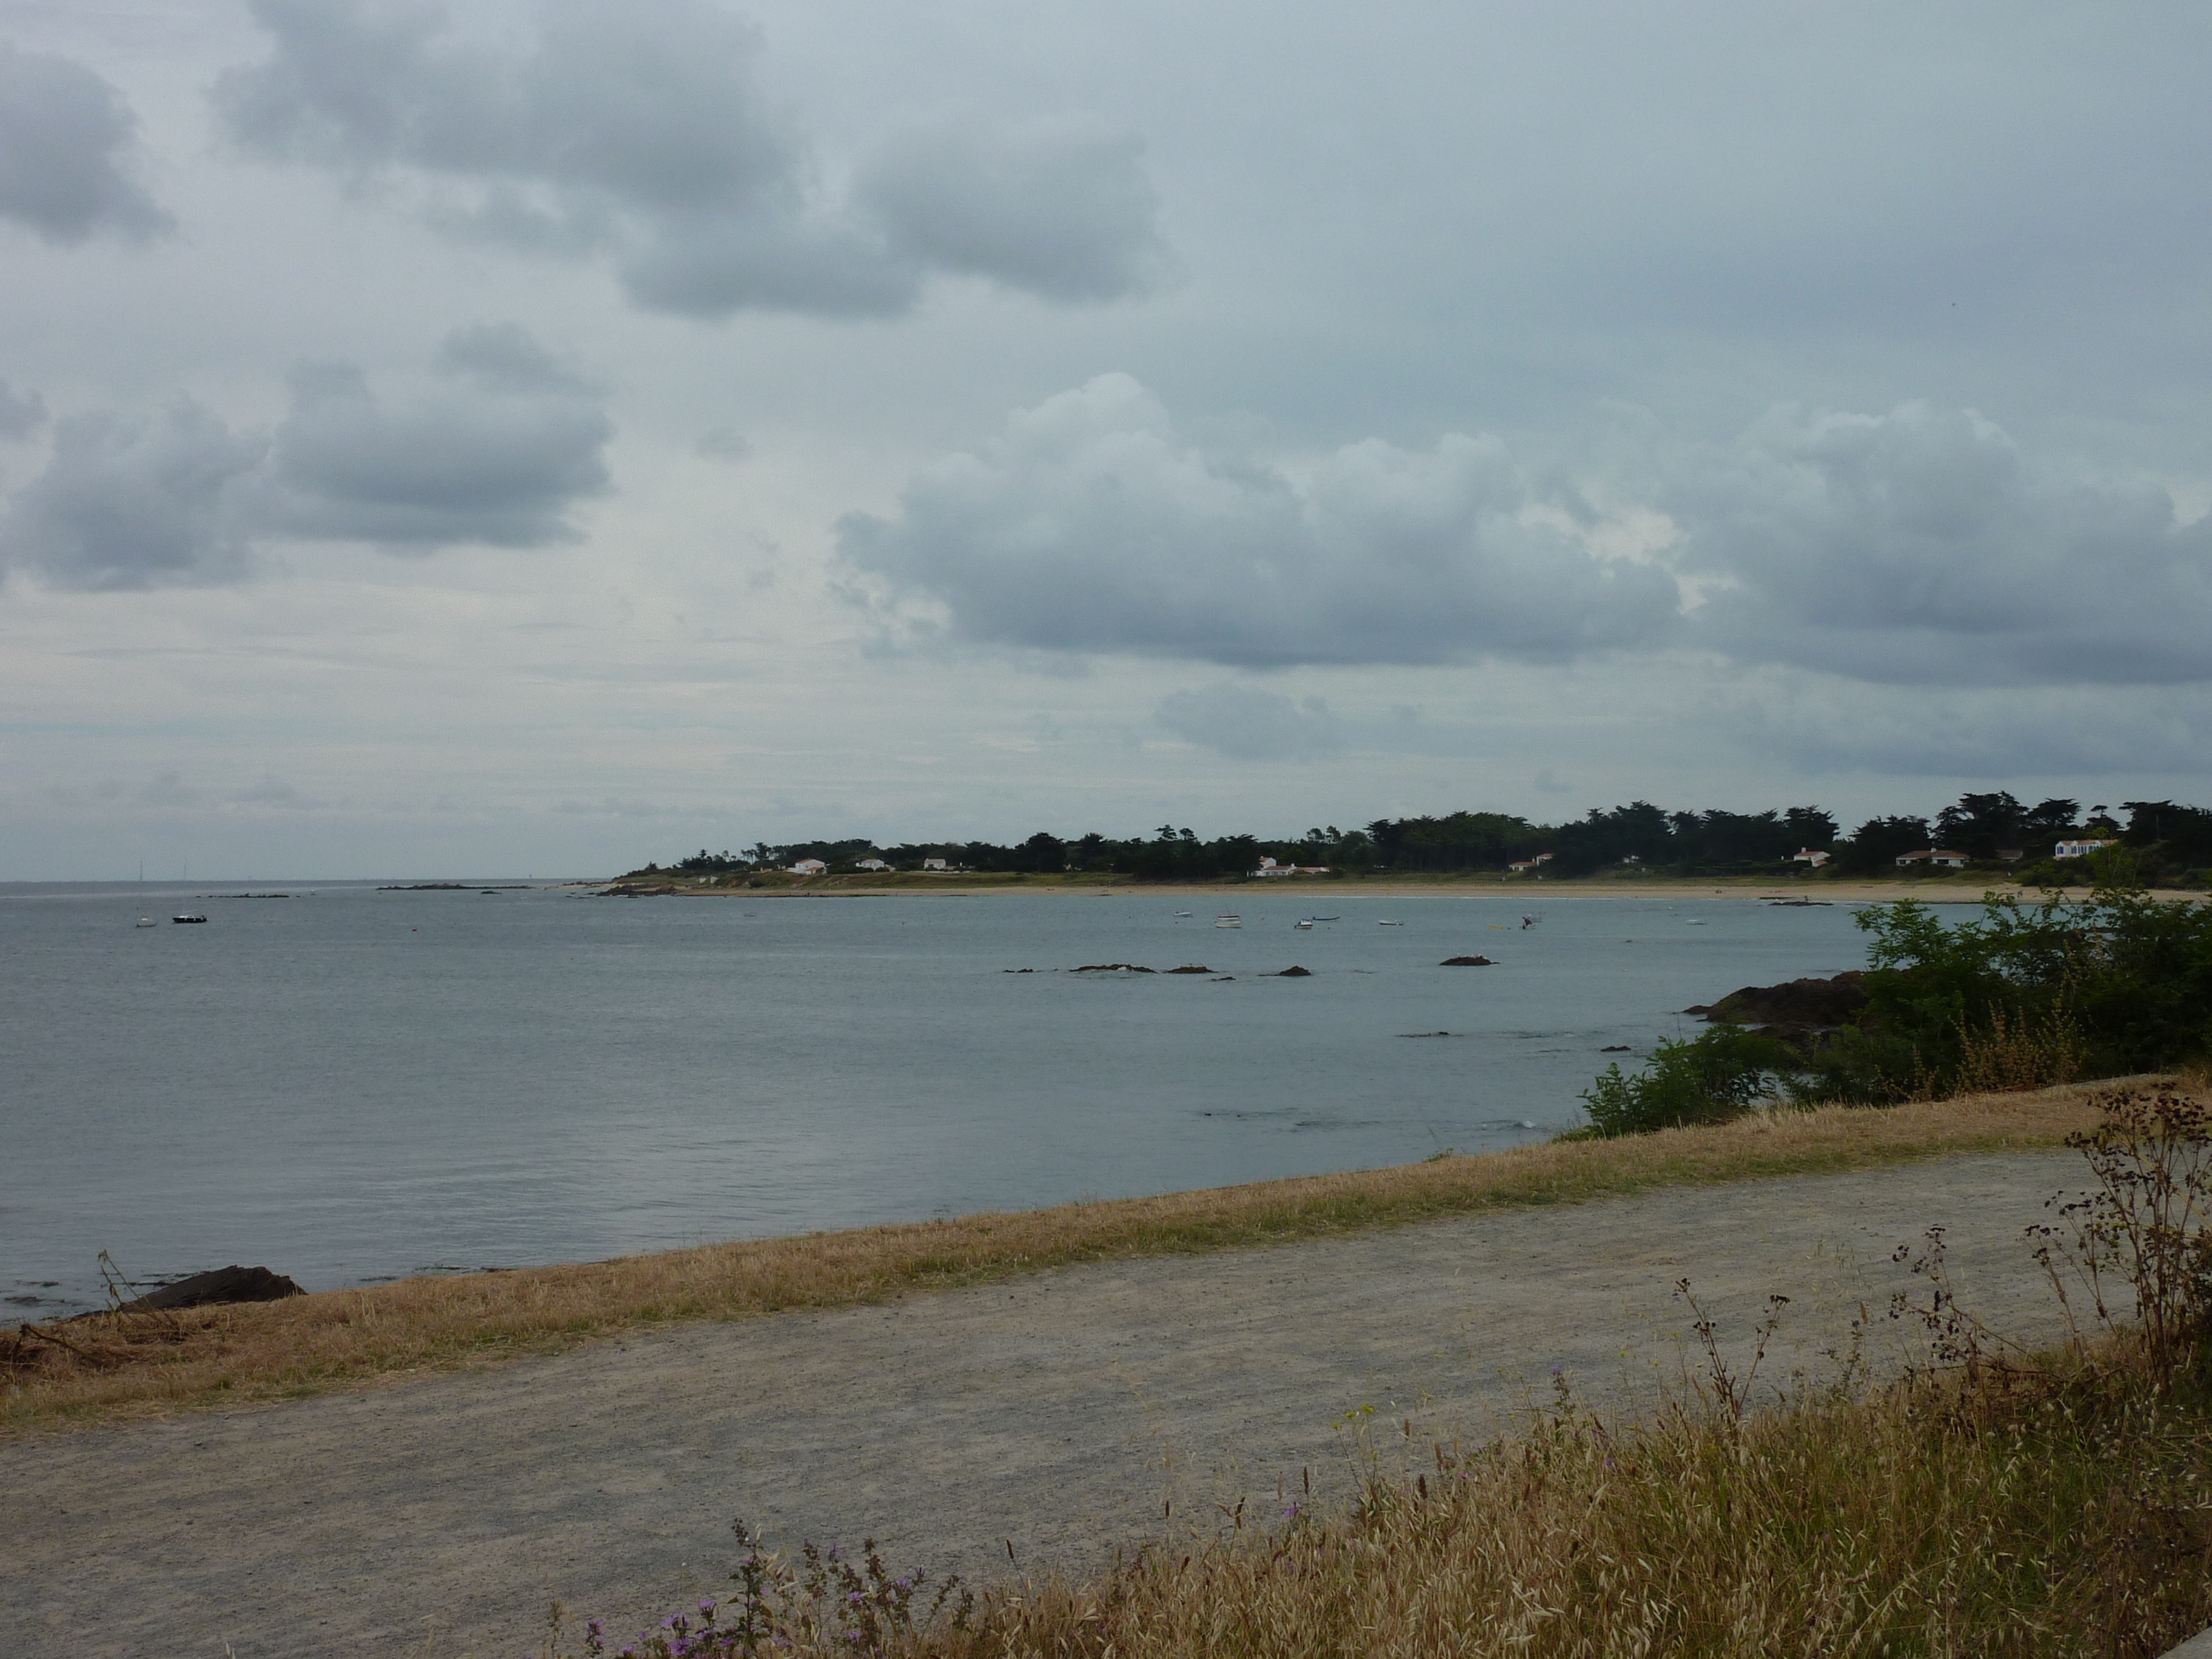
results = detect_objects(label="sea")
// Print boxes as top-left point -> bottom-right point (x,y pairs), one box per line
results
1,880 -> 1874,1315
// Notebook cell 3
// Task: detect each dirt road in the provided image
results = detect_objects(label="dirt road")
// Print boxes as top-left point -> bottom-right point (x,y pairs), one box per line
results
5,1149 -> 2096,1658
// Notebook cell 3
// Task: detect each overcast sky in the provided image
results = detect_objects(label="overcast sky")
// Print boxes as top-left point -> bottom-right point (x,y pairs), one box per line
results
1,0 -> 2208,877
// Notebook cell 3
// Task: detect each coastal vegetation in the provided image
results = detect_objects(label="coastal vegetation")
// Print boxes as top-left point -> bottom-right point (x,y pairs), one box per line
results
624,792 -> 2212,887
558,1082 -> 2212,1659
1578,876 -> 2212,1135
0,1085 -> 2105,1435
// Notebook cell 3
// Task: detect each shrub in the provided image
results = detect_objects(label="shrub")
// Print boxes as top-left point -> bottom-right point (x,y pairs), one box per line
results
1577,1027 -> 1799,1138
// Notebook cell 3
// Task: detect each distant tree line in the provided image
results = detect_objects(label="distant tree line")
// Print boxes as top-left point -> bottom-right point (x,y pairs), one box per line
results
642,793 -> 2212,886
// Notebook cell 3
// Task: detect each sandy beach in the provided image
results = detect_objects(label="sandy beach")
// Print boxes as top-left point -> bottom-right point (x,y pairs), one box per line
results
622,874 -> 2121,905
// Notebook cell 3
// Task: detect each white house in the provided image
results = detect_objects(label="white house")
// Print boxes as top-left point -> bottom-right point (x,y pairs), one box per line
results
1895,849 -> 1969,868
923,857 -> 950,871
856,859 -> 890,872
1251,859 -> 1330,877
2054,839 -> 2117,860
1507,853 -> 1555,874
1791,849 -> 1831,868
788,858 -> 828,875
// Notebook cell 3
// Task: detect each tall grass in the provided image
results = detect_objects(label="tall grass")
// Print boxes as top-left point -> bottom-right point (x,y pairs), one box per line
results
565,1081 -> 2212,1659
1,1085 -> 2108,1435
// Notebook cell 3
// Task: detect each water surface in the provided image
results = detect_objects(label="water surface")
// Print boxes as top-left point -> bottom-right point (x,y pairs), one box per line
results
0,882 -> 1871,1312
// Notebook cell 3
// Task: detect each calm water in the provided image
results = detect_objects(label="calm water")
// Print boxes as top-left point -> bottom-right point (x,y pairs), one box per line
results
1,882 -> 1872,1313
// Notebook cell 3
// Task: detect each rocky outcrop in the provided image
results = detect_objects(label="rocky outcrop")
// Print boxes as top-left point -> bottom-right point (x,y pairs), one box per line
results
1690,971 -> 1866,1038
125,1265 -> 305,1312
1439,955 -> 1495,967
1273,966 -> 1312,977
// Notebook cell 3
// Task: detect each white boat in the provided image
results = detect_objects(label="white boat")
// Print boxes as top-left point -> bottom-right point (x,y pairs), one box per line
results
1294,919 -> 1313,930
1378,919 -> 1404,927
172,913 -> 207,924
135,917 -> 156,928
1215,914 -> 1241,928
1173,911 -> 1193,917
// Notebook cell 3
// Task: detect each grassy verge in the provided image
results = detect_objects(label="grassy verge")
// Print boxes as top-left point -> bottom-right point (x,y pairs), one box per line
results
612,1329 -> 2212,1659
1,1082 -> 2114,1436
565,1079 -> 2212,1659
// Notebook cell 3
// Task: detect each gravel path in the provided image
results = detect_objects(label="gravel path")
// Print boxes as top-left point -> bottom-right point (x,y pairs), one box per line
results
5,1149 -> 2096,1658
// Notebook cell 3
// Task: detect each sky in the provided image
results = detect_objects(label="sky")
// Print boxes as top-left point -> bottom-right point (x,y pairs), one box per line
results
1,0 -> 2208,878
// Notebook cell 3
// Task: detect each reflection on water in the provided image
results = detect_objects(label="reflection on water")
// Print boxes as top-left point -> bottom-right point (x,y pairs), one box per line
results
0,882 -> 1870,1312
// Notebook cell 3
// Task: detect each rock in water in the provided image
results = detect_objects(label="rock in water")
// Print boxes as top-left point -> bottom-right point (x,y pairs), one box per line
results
1701,971 -> 1866,1035
1439,954 -> 1495,967
1274,965 -> 1312,977
126,1265 -> 306,1311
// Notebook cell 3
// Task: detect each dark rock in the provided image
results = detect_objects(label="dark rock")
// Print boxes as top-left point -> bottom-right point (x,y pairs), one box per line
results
1600,1044 -> 1632,1052
1439,954 -> 1495,967
1164,965 -> 1212,974
1701,971 -> 1866,1034
126,1265 -> 306,1311
1274,965 -> 1312,977
1071,963 -> 1156,973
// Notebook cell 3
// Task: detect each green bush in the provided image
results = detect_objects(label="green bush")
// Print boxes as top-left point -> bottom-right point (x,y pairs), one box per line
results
1578,1026 -> 1801,1138
1627,879 -> 2212,1114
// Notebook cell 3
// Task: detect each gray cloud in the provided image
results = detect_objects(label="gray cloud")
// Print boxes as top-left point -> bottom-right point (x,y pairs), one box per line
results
845,380 -> 2212,691
1718,678 -> 2212,779
0,43 -> 172,245
0,376 -> 44,439
1155,682 -> 1340,761
216,0 -> 1164,318
855,116 -> 1167,303
0,400 -> 263,590
255,323 -> 612,549
1678,404 -> 2212,686
1,325 -> 612,586
228,774 -> 327,809
838,374 -> 1682,668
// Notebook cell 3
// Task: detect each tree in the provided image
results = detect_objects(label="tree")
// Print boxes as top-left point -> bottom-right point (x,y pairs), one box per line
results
1837,815 -> 1931,874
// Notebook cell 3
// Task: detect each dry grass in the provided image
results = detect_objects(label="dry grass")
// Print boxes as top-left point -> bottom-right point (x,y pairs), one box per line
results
852,1334 -> 2212,1659
1,1082 -> 2118,1437
568,1078 -> 2212,1659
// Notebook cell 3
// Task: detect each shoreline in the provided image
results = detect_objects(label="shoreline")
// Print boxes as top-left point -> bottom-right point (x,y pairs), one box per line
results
1,1081 -> 2124,1436
608,874 -> 2130,904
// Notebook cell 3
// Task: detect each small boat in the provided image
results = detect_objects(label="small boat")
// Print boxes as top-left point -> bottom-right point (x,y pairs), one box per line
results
1173,911 -> 1193,917
1215,914 -> 1241,928
1378,919 -> 1404,927
172,913 -> 208,924
135,917 -> 156,928
1294,919 -> 1313,930
1307,915 -> 1339,922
